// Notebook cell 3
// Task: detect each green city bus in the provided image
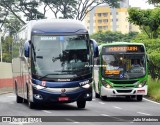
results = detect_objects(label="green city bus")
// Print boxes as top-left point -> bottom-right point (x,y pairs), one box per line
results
94,42 -> 148,101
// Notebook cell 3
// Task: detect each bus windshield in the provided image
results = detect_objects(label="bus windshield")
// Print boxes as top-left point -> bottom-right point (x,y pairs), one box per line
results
31,35 -> 91,79
102,54 -> 146,79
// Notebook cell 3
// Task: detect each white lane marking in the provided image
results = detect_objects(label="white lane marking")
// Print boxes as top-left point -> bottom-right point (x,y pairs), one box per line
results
137,112 -> 151,116
144,98 -> 160,105
42,110 -> 52,114
99,102 -> 105,104
113,106 -> 122,110
92,99 -> 95,101
100,114 -> 109,116
65,118 -> 79,123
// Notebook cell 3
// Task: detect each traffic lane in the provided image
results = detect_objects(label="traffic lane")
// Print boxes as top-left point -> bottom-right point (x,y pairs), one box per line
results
0,93 -> 160,117
96,96 -> 160,116
0,94 -> 160,125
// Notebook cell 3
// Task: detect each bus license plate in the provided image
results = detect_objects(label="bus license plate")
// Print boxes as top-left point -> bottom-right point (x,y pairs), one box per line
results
58,97 -> 69,101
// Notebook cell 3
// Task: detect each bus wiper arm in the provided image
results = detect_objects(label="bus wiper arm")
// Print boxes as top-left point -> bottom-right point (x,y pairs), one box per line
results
39,73 -> 61,80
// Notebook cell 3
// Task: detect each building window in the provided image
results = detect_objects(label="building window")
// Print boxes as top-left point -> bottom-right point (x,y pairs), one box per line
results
88,20 -> 90,23
103,19 -> 108,23
98,20 -> 102,23
98,13 -> 102,17
110,12 -> 112,15
103,26 -> 108,30
103,13 -> 108,17
98,26 -> 102,30
116,12 -> 118,15
116,19 -> 118,22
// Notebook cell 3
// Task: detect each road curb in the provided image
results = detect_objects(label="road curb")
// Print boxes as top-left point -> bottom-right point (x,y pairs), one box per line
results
0,91 -> 13,95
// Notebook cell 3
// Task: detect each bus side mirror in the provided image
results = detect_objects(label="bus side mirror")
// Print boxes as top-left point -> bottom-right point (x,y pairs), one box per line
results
90,39 -> 99,58
24,40 -> 30,57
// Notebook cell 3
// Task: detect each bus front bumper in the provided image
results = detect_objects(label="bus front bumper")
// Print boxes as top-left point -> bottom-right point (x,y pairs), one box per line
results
100,85 -> 147,97
32,85 -> 92,104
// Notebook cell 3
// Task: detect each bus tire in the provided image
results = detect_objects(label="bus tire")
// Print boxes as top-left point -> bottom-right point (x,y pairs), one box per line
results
16,95 -> 23,103
137,95 -> 143,101
77,101 -> 86,109
28,101 -> 35,109
27,88 -> 35,109
15,83 -> 23,103
95,92 -> 100,98
101,96 -> 107,101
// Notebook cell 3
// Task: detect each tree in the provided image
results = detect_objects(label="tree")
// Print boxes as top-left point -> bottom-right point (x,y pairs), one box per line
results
0,0 -> 122,24
1,36 -> 13,62
4,16 -> 23,36
91,31 -> 138,43
148,0 -> 160,6
40,0 -> 122,20
128,7 -> 160,39
0,0 -> 45,24
132,33 -> 160,79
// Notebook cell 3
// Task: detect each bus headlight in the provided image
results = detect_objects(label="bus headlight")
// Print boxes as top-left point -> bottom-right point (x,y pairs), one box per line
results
137,80 -> 147,88
81,84 -> 90,89
34,85 -> 45,90
102,81 -> 112,88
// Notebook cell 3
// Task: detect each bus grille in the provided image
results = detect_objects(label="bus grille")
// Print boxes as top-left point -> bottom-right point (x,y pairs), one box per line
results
110,80 -> 137,84
116,90 -> 132,93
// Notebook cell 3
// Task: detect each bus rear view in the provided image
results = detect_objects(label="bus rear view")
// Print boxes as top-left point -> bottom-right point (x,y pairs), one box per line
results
94,42 -> 148,101
12,19 -> 98,109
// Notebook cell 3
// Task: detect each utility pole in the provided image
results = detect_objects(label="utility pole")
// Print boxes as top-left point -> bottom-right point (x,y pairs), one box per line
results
0,28 -> 2,62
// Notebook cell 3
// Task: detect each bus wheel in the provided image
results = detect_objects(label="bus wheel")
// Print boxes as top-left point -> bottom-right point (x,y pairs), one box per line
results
137,95 -> 143,101
27,90 -> 35,109
101,96 -> 107,101
95,92 -> 100,98
77,101 -> 86,109
28,101 -> 35,109
16,95 -> 23,103
15,84 -> 23,103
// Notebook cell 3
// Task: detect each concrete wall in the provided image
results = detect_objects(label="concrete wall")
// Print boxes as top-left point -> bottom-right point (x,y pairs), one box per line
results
0,62 -> 13,88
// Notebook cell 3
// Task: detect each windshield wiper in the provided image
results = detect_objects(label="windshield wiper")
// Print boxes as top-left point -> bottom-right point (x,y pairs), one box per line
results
39,73 -> 62,80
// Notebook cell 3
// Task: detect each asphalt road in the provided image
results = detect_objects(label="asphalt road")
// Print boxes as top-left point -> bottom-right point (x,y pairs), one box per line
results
0,93 -> 160,125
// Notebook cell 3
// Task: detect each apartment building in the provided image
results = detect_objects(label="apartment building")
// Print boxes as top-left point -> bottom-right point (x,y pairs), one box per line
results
85,0 -> 140,34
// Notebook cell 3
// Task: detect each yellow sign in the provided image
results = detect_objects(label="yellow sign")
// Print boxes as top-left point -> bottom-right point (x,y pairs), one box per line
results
105,70 -> 120,75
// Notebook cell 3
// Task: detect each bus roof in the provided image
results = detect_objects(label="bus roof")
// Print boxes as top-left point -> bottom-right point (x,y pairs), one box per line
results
98,42 -> 145,50
31,19 -> 88,34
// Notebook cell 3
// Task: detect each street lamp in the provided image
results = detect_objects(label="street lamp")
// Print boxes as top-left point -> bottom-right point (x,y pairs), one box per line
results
0,28 -> 2,62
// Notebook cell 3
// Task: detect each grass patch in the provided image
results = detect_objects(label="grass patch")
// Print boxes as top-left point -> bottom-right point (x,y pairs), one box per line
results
0,87 -> 13,95
147,76 -> 160,102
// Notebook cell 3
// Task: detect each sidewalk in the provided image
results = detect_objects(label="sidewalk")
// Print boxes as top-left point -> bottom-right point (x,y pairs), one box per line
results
0,87 -> 13,95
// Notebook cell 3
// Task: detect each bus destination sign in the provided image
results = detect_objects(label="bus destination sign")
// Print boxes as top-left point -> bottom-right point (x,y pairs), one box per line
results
102,45 -> 144,53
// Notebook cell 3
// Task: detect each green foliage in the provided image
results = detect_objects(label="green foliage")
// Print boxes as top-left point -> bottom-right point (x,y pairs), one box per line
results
90,31 -> 138,43
128,7 -> 160,38
4,16 -> 23,36
148,0 -> 160,5
148,76 -> 160,102
1,36 -> 12,62
0,0 -> 45,24
132,33 -> 160,66
132,33 -> 160,79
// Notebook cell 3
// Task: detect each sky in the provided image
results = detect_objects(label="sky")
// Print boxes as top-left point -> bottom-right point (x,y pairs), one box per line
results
129,0 -> 155,9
